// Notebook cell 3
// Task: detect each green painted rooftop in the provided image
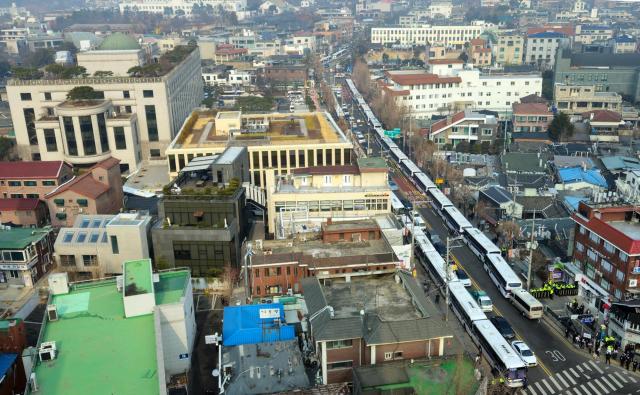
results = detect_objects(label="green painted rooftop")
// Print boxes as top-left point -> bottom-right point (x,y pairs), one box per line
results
154,271 -> 189,305
97,32 -> 141,51
124,259 -> 153,297
0,228 -> 48,249
34,280 -> 159,395
357,156 -> 387,169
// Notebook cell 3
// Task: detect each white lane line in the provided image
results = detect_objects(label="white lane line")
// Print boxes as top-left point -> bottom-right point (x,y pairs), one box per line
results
527,385 -> 538,395
577,364 -> 585,372
627,373 -> 638,383
555,372 -> 569,388
608,373 -> 622,387
588,361 -> 604,374
541,378 -> 556,393
569,368 -> 579,378
593,379 -> 609,393
571,387 -> 582,395
600,376 -> 618,391
585,381 -> 602,395
562,371 -> 577,385
534,381 -> 547,395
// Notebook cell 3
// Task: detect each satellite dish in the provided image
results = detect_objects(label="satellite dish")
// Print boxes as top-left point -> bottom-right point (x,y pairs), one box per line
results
212,369 -> 220,377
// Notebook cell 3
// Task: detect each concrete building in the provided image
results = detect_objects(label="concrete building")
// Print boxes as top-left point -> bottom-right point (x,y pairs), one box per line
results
609,300 -> 640,351
554,84 -> 623,115
512,102 -> 552,133
615,170 -> 640,204
382,66 -> 541,119
427,109 -> 499,148
582,110 -> 628,142
265,157 -> 391,237
302,273 -> 455,384
574,24 -> 614,44
477,186 -> 523,224
152,149 -> 249,277
572,201 -> 640,302
54,212 -> 152,279
468,38 -> 492,67
45,157 -> 123,227
554,49 -> 640,102
26,262 -> 196,395
7,34 -> 203,171
165,110 -> 352,188
494,31 -> 525,65
0,227 -> 53,287
370,22 -> 493,47
118,0 -> 247,17
610,35 -> 637,54
0,161 -> 73,200
525,31 -> 570,69
0,199 -> 49,228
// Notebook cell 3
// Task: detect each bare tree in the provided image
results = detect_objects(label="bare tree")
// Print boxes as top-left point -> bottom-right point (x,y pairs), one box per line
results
496,220 -> 521,249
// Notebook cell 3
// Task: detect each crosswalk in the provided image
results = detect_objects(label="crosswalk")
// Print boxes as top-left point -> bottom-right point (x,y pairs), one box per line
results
522,360 -> 638,395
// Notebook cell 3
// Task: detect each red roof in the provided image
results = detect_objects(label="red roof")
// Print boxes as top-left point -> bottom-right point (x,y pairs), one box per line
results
91,157 -> 120,170
430,111 -> 467,133
46,157 -> 119,199
582,110 -> 622,123
470,38 -> 485,45
0,161 -> 68,180
573,214 -> 640,255
293,165 -> 359,176
0,198 -> 41,211
512,103 -> 551,115
386,72 -> 461,86
428,59 -> 464,65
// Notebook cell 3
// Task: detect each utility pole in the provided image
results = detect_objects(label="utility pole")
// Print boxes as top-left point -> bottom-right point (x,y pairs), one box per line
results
527,209 -> 537,291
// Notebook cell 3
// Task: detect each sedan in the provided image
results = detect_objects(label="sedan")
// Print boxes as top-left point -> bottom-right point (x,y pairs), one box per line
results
511,340 -> 537,367
490,316 -> 516,340
455,269 -> 472,287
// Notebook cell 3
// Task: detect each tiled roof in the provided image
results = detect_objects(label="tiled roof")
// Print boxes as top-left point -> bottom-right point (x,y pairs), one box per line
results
513,102 -> 551,115
0,161 -> 68,179
527,25 -> 574,36
481,186 -> 513,204
582,110 -> 622,123
528,31 -> 567,38
46,174 -> 110,199
92,157 -> 120,170
0,198 -> 41,211
430,111 -> 466,133
386,72 -> 461,86
292,165 -> 359,176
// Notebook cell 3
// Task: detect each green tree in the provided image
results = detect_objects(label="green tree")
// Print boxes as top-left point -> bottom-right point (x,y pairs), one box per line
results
93,70 -> 114,77
0,137 -> 13,160
24,49 -> 54,67
11,67 -> 43,80
67,86 -> 102,100
548,112 -> 574,142
382,52 -> 389,63
233,96 -> 274,111
127,66 -> 143,77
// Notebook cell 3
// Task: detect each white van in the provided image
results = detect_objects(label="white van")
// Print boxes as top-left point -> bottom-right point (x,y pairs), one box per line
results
510,288 -> 544,319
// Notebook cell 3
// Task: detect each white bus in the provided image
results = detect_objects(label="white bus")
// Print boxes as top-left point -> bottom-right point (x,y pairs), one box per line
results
471,319 -> 527,388
485,254 -> 522,298
442,206 -> 473,235
510,288 -> 544,319
464,227 -> 500,262
390,192 -> 406,214
415,233 -> 458,288
428,188 -> 453,211
448,281 -> 487,332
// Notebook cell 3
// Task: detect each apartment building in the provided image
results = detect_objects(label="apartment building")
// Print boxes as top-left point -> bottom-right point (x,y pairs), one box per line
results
54,212 -> 152,279
0,161 -> 72,200
572,201 -> 640,302
427,109 -> 499,148
382,65 -> 541,119
610,35 -> 637,54
165,110 -> 352,188
7,34 -> 203,172
0,199 -> 49,227
118,0 -> 247,16
554,84 -> 622,115
468,38 -> 492,67
525,31 -> 570,69
370,23 -> 492,47
0,227 -> 54,287
574,24 -> 614,44
265,157 -> 390,237
494,31 -> 524,65
512,102 -> 552,133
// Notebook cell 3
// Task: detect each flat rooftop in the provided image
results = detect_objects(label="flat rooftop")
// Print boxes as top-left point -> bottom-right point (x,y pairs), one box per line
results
124,259 -> 153,296
609,221 -> 640,240
33,280 -> 159,395
254,237 -> 394,262
323,275 -> 421,321
124,161 -> 171,197
169,111 -> 347,150
154,271 -> 189,305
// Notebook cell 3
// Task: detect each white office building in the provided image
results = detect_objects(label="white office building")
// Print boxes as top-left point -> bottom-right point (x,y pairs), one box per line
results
525,31 -> 570,69
382,61 -> 542,119
370,22 -> 494,47
118,0 -> 247,16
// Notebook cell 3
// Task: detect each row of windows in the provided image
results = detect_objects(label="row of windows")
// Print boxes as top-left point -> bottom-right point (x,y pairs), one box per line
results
274,199 -> 389,213
3,180 -> 55,187
59,255 -> 98,267
42,126 -> 128,153
4,193 -> 39,199
253,266 -> 298,278
579,225 -> 629,262
21,90 -> 152,102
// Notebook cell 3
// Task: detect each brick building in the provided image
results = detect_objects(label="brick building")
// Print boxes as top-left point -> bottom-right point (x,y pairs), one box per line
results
512,102 -> 552,133
0,161 -> 72,200
572,201 -> 640,302
0,198 -> 49,227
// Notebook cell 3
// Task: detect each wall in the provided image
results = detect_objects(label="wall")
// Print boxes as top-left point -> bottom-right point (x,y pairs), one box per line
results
0,204 -> 48,227
322,338 -> 362,384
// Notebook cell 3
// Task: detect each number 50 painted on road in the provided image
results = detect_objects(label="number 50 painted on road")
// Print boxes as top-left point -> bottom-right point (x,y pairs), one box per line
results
545,350 -> 566,362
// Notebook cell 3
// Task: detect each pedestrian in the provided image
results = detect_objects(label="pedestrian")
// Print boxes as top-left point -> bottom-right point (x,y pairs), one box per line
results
620,354 -> 625,367
633,359 -> 638,372
625,357 -> 631,370
606,348 -> 612,365
523,377 -> 528,389
565,326 -> 570,339
435,293 -> 440,303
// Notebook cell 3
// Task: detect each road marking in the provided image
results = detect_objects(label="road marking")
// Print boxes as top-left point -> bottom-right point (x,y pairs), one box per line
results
627,372 -> 638,383
613,371 -> 628,383
562,371 -> 577,385
608,374 -> 622,387
533,381 -> 545,394
577,364 -> 584,372
588,361 -> 604,374
540,378 -> 555,393
548,376 -> 564,391
569,368 -> 579,377
585,381 -> 602,395
527,385 -> 538,395
599,376 -> 617,391
555,372 -> 569,388
572,387 -> 582,395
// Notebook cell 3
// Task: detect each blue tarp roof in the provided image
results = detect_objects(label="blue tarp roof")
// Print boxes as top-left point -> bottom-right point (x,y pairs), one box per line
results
563,196 -> 585,212
0,353 -> 17,378
600,156 -> 640,172
558,167 -> 608,188
222,303 -> 295,346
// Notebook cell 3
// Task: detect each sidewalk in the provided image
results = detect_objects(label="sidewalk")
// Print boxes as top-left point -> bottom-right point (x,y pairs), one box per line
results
0,271 -> 51,318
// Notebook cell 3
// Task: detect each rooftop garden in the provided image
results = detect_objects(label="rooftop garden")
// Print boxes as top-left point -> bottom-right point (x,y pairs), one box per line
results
162,177 -> 241,199
127,44 -> 196,78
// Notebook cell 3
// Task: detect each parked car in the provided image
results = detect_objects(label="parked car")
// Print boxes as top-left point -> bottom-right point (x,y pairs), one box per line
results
511,340 -> 537,366
469,289 -> 493,312
490,316 -> 515,340
455,269 -> 472,287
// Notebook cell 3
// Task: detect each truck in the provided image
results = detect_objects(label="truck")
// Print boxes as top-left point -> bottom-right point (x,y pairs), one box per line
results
469,289 -> 493,312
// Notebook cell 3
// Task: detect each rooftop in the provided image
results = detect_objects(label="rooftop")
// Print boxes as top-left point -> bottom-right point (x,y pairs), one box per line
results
33,280 -> 160,395
513,102 -> 552,115
124,259 -> 153,296
0,161 -> 68,179
0,198 -> 41,211
0,227 -> 50,250
97,32 -> 141,51
154,270 -> 189,305
608,222 -> 640,241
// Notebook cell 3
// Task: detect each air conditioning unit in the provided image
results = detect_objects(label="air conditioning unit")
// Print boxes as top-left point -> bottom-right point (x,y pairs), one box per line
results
46,304 -> 58,322
39,341 -> 57,362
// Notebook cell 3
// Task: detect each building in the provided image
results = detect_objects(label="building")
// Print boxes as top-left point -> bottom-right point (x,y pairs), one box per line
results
27,262 -> 196,395
382,67 -> 542,119
213,44 -> 248,63
152,149 -> 249,277
512,102 -> 552,133
118,0 -> 247,16
554,84 -> 623,115
265,157 -> 391,237
0,199 -> 49,227
427,2 -> 453,18
0,161 -> 72,200
0,353 -> 26,395
165,110 -> 352,188
54,212 -> 152,279
44,157 -> 123,227
249,219 -> 398,298
501,152 -> 549,195
494,31 -> 525,65
525,31 -> 570,69
370,23 -> 492,47
427,109 -> 498,148
581,109 -> 627,142
0,318 -> 26,353
477,186 -> 523,224
0,227 -> 53,287
574,24 -> 614,44
615,170 -> 640,204
608,300 -> 640,351
7,34 -> 203,171
610,35 -> 637,54
468,38 -> 492,67
556,166 -> 608,191
263,61 -> 308,89
554,49 -> 640,102
302,273 -> 455,384
572,201 -> 640,302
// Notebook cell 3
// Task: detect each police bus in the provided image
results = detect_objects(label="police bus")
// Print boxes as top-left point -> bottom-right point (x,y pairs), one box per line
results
464,227 -> 500,262
448,281 -> 487,332
442,206 -> 473,235
485,254 -> 522,298
510,288 -> 544,319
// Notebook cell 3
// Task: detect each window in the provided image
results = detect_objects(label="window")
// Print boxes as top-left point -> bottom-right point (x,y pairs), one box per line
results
8,181 -> 21,187
619,251 -> 628,262
97,113 -> 109,152
59,255 -> 76,267
77,199 -> 88,207
114,127 -> 127,150
24,108 -> 37,145
576,242 -> 584,252
579,226 -> 587,235
82,255 -> 98,266
44,92 -> 52,100
601,259 -> 612,273
110,236 -> 119,254
20,92 -> 31,101
343,175 -> 352,186
10,194 -> 23,198
616,269 -> 624,283
600,277 -> 609,291
42,180 -> 55,186
150,149 -> 161,158
589,232 -> 600,244
63,116 -> 78,156
482,129 -> 492,136
587,248 -> 598,262
26,194 -> 38,198
324,175 -> 332,186
53,198 -> 65,206
145,105 -> 158,141
326,339 -> 352,349
123,90 -> 130,99
143,90 -> 154,98
79,115 -> 96,155
55,213 -> 67,220
603,241 -> 615,254
327,361 -> 352,370
44,129 -> 57,152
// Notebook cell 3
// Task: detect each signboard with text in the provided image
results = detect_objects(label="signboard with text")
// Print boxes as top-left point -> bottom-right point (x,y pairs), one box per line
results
259,308 -> 280,319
